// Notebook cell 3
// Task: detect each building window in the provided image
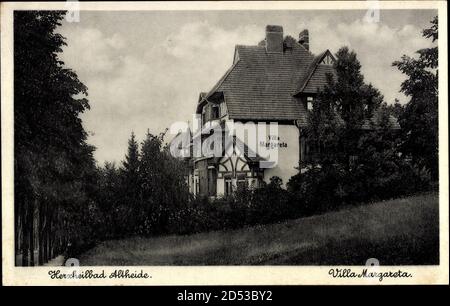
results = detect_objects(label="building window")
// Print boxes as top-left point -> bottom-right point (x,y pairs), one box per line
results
212,105 -> 220,119
307,96 -> 314,111
300,136 -> 312,163
194,175 -> 199,195
220,102 -> 227,117
201,107 -> 206,125
224,175 -> 233,196
236,173 -> 247,191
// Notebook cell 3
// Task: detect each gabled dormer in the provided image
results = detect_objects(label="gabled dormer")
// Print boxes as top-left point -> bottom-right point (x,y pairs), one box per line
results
295,49 -> 336,96
319,51 -> 334,65
196,91 -> 228,126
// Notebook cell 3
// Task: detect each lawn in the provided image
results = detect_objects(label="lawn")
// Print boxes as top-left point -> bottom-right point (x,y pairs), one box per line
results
78,192 -> 439,265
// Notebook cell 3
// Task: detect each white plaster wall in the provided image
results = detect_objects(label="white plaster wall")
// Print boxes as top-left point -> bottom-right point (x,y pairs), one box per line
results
262,124 -> 300,187
224,121 -> 300,189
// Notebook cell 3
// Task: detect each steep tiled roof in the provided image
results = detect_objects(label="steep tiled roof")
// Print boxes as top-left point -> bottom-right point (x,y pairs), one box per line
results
201,37 -> 323,123
197,32 -> 400,131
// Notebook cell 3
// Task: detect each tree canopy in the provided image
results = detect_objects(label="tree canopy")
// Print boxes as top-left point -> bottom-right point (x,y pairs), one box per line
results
393,16 -> 438,179
14,11 -> 96,265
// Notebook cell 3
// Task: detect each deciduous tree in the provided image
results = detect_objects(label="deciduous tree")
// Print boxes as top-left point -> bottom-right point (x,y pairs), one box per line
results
393,16 -> 438,180
14,11 -> 95,265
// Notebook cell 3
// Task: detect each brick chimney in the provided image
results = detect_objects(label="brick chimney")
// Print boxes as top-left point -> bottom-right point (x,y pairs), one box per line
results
265,25 -> 284,53
299,29 -> 309,51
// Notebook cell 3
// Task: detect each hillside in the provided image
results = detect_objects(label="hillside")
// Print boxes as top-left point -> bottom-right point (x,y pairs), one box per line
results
77,193 -> 439,265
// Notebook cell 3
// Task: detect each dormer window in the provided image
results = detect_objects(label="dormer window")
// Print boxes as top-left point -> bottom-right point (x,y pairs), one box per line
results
201,107 -> 206,125
307,96 -> 314,111
212,105 -> 220,119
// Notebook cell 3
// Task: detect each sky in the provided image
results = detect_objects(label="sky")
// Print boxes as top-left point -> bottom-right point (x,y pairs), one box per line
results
58,9 -> 437,165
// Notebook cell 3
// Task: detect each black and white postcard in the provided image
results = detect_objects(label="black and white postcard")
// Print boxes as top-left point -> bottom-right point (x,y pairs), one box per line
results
1,1 -> 448,286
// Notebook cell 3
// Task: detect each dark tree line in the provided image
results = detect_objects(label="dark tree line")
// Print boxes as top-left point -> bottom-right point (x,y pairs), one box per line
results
14,11 -> 97,265
13,11 -> 191,262
89,130 -> 190,242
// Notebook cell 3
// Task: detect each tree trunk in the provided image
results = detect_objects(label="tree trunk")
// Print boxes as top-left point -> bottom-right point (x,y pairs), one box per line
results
62,229 -> 67,255
43,212 -> 48,263
15,194 -> 20,261
29,199 -> 35,266
48,216 -> 53,260
21,199 -> 29,267
38,201 -> 44,265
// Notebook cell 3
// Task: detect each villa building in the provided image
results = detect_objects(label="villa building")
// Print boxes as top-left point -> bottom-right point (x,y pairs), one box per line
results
181,25 -> 398,198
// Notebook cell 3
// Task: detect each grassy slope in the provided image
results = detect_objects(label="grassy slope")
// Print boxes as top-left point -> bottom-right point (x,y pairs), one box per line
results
78,193 -> 439,266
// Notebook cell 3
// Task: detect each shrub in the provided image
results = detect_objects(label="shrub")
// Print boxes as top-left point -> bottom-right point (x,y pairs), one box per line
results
287,158 -> 432,217
288,166 -> 346,215
249,177 -> 293,224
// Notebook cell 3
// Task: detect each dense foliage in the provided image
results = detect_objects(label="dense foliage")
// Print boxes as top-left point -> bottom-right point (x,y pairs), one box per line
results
90,130 -> 191,241
393,16 -> 439,180
285,17 -> 439,212
14,11 -> 97,265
